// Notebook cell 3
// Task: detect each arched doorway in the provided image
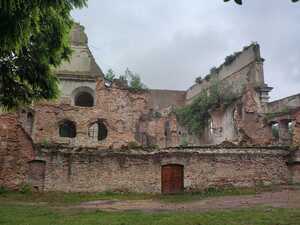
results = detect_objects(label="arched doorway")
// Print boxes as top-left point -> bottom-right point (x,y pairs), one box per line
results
161,164 -> 184,194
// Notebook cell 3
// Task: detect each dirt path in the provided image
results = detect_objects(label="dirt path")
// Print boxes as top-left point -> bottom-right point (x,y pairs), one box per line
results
76,189 -> 300,212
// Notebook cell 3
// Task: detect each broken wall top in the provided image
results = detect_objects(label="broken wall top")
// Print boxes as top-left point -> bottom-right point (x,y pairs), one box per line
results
268,93 -> 300,113
186,43 -> 266,104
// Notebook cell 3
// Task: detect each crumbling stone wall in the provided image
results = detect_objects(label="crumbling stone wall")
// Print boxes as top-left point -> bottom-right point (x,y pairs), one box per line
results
266,99 -> 300,146
195,86 -> 272,145
1,24 -> 299,192
148,90 -> 186,111
32,78 -> 153,149
31,74 -> 188,149
268,94 -> 300,113
186,44 -> 269,106
204,105 -> 237,144
34,147 -> 289,193
234,87 -> 273,145
136,112 -> 180,147
182,44 -> 274,145
0,113 -> 35,189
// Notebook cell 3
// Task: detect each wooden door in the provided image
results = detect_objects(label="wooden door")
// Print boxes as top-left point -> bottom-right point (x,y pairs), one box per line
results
161,164 -> 184,194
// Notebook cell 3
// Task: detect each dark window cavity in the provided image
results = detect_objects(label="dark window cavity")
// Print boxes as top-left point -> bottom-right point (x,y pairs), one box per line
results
75,92 -> 94,107
59,120 -> 76,138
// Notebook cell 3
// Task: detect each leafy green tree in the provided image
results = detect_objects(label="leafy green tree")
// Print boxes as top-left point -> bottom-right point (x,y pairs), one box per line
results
0,0 -> 87,110
104,69 -> 116,82
224,0 -> 299,4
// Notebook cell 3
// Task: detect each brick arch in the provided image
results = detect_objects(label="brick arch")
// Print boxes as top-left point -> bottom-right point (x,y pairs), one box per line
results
71,86 -> 95,107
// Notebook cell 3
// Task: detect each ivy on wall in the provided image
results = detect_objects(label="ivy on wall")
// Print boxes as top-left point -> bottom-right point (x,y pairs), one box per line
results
175,81 -> 240,136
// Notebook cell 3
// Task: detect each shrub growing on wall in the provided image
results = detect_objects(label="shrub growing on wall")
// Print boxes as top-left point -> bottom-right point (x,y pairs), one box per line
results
175,81 -> 239,136
106,68 -> 147,91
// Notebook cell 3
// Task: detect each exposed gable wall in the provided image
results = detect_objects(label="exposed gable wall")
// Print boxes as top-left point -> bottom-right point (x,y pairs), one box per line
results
186,44 -> 267,105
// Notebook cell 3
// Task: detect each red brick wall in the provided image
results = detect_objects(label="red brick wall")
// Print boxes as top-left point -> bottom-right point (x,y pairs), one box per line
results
32,79 -> 182,149
235,87 -> 273,145
38,147 -> 289,193
32,79 -> 151,148
0,114 -> 35,189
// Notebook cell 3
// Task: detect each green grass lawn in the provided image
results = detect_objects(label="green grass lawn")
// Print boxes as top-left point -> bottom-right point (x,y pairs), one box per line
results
0,204 -> 299,225
0,186 -> 299,225
0,185 -> 280,205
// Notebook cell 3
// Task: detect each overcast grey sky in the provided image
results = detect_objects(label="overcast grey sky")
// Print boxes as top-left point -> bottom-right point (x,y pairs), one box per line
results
72,0 -> 300,100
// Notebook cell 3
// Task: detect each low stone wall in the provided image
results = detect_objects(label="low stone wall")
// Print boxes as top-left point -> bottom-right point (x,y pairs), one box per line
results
31,146 -> 290,193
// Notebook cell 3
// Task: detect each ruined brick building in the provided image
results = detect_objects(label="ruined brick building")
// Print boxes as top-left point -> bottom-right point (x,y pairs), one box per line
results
1,23 -> 299,193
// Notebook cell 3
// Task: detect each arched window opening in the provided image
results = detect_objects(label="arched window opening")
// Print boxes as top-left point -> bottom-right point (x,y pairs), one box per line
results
59,120 -> 76,138
88,121 -> 108,141
271,122 -> 279,141
75,92 -> 94,107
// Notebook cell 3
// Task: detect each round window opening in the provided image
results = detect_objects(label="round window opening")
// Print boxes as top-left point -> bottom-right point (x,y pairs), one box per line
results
88,121 -> 108,141
75,91 -> 94,107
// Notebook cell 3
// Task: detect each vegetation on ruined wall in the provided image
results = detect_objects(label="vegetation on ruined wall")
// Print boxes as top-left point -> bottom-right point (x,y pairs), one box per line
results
194,43 -> 259,85
105,68 -> 147,91
179,137 -> 189,147
0,0 -> 87,110
121,68 -> 148,91
195,76 -> 203,84
176,81 -> 239,136
104,69 -> 116,82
